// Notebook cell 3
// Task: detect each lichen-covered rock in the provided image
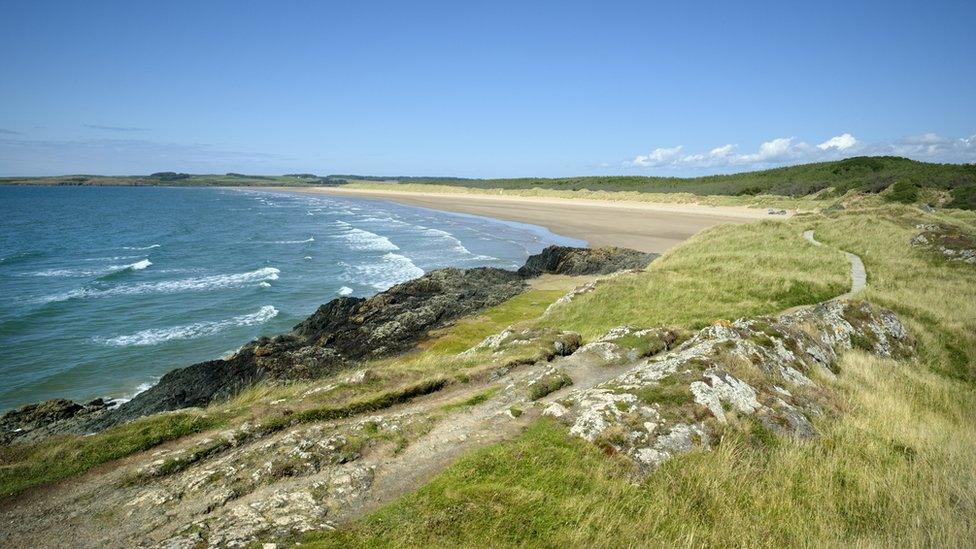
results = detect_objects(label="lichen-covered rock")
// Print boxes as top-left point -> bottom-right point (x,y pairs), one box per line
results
463,326 -> 581,360
544,281 -> 597,315
911,223 -> 976,264
561,326 -> 686,369
550,300 -> 913,473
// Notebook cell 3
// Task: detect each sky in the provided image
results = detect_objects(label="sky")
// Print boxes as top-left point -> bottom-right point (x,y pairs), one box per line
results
0,0 -> 974,178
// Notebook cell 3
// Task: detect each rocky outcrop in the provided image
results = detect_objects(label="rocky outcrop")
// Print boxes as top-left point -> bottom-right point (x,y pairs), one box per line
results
517,246 -> 656,277
100,267 -> 526,428
294,267 -> 527,358
2,246 -> 654,441
911,223 -> 976,264
545,300 -> 913,473
0,398 -> 112,444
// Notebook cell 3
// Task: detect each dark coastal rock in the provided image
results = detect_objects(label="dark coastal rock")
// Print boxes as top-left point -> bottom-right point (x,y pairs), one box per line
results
96,267 -> 527,428
3,246 -> 654,440
294,267 -> 527,358
517,246 -> 657,277
0,398 -> 111,444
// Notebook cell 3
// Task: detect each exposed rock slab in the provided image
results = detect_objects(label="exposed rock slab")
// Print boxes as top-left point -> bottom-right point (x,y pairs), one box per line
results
548,300 -> 914,473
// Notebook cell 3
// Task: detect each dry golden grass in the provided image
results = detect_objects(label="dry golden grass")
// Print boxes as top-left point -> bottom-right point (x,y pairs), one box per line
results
307,204 -> 976,547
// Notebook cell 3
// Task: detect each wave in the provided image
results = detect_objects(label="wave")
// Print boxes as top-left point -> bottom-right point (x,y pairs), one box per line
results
345,253 -> 424,290
263,236 -> 315,244
96,305 -> 279,347
122,244 -> 161,250
32,259 -> 152,278
39,266 -> 280,303
0,251 -> 45,267
338,286 -> 353,296
333,221 -> 399,252
419,227 -> 496,260
119,259 -> 152,271
109,377 -> 161,405
82,255 -> 142,262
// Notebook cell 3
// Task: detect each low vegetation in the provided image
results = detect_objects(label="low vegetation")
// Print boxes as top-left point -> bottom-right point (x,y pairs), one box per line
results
3,168 -> 975,545
305,204 -> 976,546
0,283 -> 582,499
0,411 -> 225,498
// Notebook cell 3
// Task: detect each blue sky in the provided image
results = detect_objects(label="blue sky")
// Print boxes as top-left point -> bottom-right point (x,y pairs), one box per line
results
1,0 -> 974,177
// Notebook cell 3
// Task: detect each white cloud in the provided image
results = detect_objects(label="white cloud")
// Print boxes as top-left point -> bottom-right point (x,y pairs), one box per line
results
818,133 -> 858,151
629,145 -> 684,167
709,144 -> 735,157
737,137 -> 797,163
622,131 -> 976,172
899,132 -> 951,145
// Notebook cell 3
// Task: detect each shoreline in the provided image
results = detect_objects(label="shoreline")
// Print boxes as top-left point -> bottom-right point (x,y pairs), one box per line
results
254,186 -> 774,253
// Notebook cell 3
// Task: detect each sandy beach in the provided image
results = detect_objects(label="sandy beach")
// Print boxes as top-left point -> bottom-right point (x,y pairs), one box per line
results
263,186 -> 775,253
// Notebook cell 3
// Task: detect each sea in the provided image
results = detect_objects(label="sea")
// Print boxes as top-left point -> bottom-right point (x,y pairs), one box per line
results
0,186 -> 583,412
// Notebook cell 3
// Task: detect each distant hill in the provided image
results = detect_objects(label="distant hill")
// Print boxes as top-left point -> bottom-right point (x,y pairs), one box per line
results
363,156 -> 975,208
3,156 -> 974,208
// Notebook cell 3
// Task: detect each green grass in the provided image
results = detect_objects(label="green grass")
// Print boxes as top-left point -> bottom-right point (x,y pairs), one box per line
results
540,220 -> 849,338
0,284 -> 580,500
306,204 -> 976,547
419,289 -> 569,356
441,388 -> 501,412
0,411 -> 225,498
528,372 -> 573,400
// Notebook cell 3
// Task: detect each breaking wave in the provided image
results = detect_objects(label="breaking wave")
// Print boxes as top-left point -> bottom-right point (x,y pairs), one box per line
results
32,259 -> 153,278
334,221 -> 399,251
344,253 -> 424,290
96,305 -> 279,346
39,267 -> 280,303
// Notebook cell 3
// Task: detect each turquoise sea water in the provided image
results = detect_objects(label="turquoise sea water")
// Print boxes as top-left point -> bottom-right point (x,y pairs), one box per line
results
0,186 -> 582,411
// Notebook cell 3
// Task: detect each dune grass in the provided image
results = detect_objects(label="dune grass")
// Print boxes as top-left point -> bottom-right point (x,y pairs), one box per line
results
541,219 -> 849,338
305,205 -> 976,547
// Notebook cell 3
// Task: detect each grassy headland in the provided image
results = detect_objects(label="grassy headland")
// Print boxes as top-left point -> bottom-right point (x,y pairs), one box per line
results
305,205 -> 976,547
2,167 -> 975,546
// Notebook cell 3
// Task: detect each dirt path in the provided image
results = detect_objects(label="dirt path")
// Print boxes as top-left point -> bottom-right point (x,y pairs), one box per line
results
0,329 -> 639,547
803,229 -> 866,298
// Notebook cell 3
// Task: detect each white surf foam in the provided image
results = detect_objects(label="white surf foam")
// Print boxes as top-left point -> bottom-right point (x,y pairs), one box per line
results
96,305 -> 279,346
122,244 -> 161,250
82,255 -> 142,262
337,286 -> 354,296
111,259 -> 152,271
32,259 -> 152,278
39,267 -> 280,303
333,221 -> 399,252
109,377 -> 161,406
420,227 -> 496,261
345,253 -> 424,290
265,236 -> 315,244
